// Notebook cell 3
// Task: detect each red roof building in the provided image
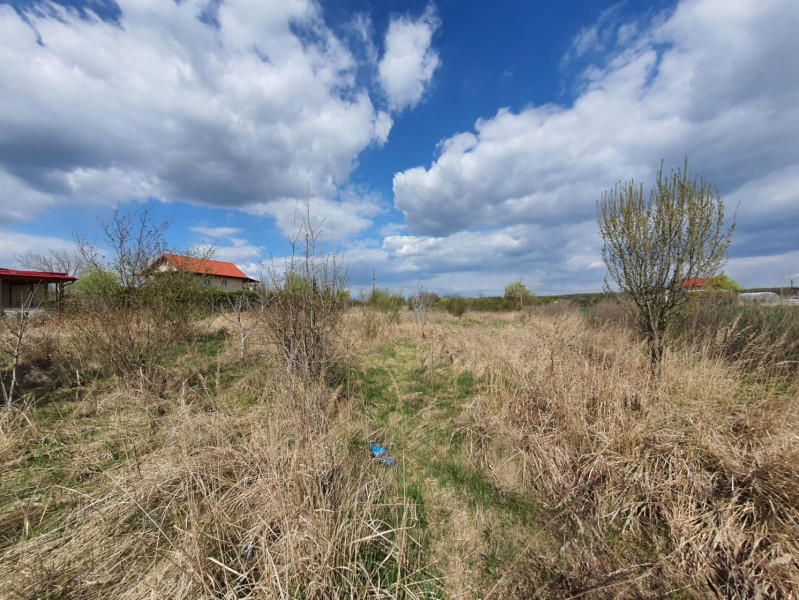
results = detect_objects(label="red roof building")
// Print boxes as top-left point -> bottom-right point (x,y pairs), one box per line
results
150,254 -> 257,291
0,269 -> 77,282
0,268 -> 77,309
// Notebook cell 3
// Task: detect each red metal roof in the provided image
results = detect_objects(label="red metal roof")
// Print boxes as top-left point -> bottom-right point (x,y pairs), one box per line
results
0,268 -> 77,282
160,254 -> 256,281
681,278 -> 709,288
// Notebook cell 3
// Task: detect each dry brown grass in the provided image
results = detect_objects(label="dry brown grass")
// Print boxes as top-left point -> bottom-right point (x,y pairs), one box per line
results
0,314 -> 434,599
397,310 -> 799,598
2,306 -> 798,599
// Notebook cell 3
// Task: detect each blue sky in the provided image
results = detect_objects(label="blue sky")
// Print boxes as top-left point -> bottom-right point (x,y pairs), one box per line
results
1,0 -> 798,294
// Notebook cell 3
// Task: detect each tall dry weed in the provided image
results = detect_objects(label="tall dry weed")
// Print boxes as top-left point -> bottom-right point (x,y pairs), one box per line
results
0,345 -> 433,599
429,310 -> 799,598
679,303 -> 799,378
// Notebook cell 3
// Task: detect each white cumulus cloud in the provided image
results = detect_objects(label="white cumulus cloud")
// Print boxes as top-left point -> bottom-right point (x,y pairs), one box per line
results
344,220 -> 606,295
0,0 -> 400,225
0,230 -> 77,268
378,4 -> 440,112
245,184 -> 387,243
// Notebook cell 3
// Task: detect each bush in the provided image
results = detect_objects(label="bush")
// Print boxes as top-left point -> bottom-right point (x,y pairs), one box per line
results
202,288 -> 262,313
263,208 -> 348,381
69,207 -> 206,390
368,288 -> 404,324
461,296 -> 515,312
70,270 -> 205,389
444,296 -> 468,318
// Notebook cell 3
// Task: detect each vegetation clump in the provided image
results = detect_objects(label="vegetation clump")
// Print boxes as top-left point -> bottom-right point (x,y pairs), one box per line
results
444,295 -> 468,318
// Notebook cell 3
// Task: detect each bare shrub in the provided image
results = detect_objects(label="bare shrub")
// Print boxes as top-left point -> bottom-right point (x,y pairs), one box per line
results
263,205 -> 348,381
0,287 -> 42,407
588,298 -> 636,330
217,292 -> 264,360
409,281 -> 436,332
71,206 -> 207,390
361,311 -> 384,341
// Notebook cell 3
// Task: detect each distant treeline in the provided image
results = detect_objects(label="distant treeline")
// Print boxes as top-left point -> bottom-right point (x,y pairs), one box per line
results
352,287 -> 615,313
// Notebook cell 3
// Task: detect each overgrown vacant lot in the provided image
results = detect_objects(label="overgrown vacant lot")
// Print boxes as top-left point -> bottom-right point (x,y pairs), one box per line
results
1,307 -> 798,598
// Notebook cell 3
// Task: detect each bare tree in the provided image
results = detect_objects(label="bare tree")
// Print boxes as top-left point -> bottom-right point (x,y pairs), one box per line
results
409,281 -> 435,332
72,205 -> 206,389
16,248 -> 88,278
597,158 -> 735,374
16,248 -> 86,309
76,204 -> 171,291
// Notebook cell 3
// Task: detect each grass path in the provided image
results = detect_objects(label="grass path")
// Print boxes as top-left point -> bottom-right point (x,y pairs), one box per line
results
353,325 -> 551,598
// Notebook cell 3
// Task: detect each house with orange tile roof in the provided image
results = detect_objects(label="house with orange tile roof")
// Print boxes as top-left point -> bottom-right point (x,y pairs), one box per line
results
149,254 -> 258,291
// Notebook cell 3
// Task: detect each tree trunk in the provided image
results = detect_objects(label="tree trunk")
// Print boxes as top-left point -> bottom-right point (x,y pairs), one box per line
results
649,335 -> 664,376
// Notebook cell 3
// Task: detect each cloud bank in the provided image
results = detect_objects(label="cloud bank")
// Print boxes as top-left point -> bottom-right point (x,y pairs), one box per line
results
388,0 -> 799,288
0,0 -> 438,226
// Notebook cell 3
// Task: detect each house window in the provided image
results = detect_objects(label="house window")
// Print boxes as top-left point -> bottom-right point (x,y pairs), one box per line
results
222,279 -> 227,287
203,278 -> 211,287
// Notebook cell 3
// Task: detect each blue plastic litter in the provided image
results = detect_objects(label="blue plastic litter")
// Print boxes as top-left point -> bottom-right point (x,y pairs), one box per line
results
370,444 -> 394,466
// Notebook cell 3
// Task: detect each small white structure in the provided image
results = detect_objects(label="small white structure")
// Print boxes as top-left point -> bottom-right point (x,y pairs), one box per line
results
738,292 -> 781,304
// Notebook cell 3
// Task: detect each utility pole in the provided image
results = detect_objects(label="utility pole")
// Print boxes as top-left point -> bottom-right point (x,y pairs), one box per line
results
372,269 -> 376,300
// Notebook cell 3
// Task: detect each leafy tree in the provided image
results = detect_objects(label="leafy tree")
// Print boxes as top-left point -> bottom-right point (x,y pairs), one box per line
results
504,281 -> 533,309
71,266 -> 121,299
705,274 -> 742,293
597,158 -> 735,374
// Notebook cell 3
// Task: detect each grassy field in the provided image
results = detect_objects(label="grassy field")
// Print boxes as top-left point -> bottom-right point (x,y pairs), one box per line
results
1,306 -> 798,598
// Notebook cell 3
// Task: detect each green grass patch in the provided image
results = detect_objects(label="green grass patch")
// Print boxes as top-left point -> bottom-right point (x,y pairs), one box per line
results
431,460 -> 537,523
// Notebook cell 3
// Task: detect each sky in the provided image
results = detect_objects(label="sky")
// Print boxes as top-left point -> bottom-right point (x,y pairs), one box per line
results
1,0 -> 798,295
